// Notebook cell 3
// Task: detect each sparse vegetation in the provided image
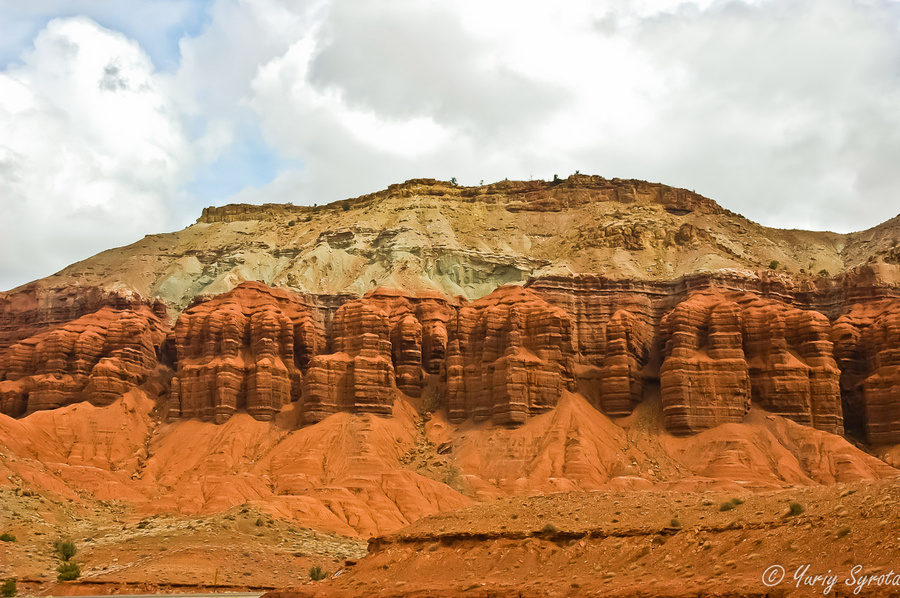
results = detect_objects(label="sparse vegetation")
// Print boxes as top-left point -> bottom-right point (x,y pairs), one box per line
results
786,502 -> 804,517
1,579 -> 15,597
54,539 -> 77,561
769,260 -> 779,270
309,565 -> 327,581
56,561 -> 80,581
0,533 -> 15,542
720,501 -> 735,512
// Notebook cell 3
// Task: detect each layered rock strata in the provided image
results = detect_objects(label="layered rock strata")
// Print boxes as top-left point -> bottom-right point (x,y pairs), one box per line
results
660,295 -> 752,435
2,275 -> 900,445
659,290 -> 843,436
444,286 -> 575,426
168,282 -> 324,423
0,305 -> 167,416
832,301 -> 900,444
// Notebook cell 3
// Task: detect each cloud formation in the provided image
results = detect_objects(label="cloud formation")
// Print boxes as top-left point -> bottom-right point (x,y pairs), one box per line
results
0,17 -> 194,288
2,0 -> 900,290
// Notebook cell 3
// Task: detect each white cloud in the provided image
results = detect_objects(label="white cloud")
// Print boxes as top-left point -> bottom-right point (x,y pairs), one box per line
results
0,17 -> 194,289
4,0 -> 900,290
237,0 -> 900,233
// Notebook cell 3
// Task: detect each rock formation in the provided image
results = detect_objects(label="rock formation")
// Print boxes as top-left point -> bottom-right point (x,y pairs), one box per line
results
660,295 -> 752,435
168,282 -> 324,423
3,174 -> 900,448
445,286 -> 575,426
301,289 -> 453,425
832,301 -> 900,444
659,290 -> 845,436
0,305 -> 167,416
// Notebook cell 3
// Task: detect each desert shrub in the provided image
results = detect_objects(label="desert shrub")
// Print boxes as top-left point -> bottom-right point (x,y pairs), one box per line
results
54,539 -> 76,561
1,579 -> 15,597
836,526 -> 851,539
786,502 -> 804,517
720,502 -> 735,512
0,533 -> 15,542
309,565 -> 327,581
56,562 -> 80,581
541,523 -> 558,534
669,518 -> 681,528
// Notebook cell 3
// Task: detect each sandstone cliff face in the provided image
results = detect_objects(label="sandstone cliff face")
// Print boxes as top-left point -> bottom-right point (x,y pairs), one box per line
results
444,286 -> 575,426
3,275 -> 900,447
0,284 -> 166,351
0,305 -> 167,416
659,290 -> 844,436
660,295 -> 752,435
832,301 -> 900,444
168,282 -> 324,423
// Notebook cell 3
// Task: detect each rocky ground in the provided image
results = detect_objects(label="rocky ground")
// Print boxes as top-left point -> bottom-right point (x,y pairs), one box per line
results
5,480 -> 898,597
0,485 -> 366,595
265,480 -> 900,597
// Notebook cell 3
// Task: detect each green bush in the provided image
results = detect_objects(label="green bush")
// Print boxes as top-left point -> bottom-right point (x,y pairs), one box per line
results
786,502 -> 804,517
720,501 -> 735,512
0,533 -> 15,542
54,539 -> 76,561
309,565 -> 327,581
56,561 -> 80,581
1,579 -> 16,597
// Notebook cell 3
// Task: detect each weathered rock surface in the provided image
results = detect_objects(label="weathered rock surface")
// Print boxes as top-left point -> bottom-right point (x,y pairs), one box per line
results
445,286 -> 575,426
833,301 -> 900,444
0,283 -> 166,351
12,174 -> 900,311
0,305 -> 167,416
660,294 -> 752,435
168,282 -> 324,423
5,273 -> 900,447
659,290 -> 844,436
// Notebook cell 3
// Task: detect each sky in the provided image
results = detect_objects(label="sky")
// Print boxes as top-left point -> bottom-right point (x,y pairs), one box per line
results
1,0 -> 900,291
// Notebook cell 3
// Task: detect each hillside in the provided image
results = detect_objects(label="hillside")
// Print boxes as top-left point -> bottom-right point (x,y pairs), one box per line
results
2,174 -> 900,596
8,175 -> 899,309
